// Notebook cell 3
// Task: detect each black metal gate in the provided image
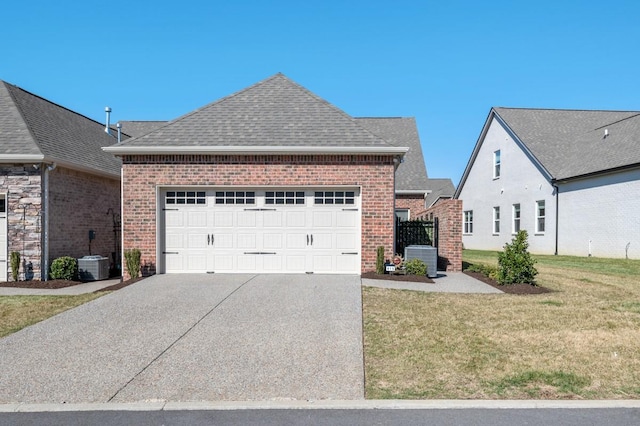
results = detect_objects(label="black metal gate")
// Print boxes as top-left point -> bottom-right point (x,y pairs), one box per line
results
395,218 -> 438,256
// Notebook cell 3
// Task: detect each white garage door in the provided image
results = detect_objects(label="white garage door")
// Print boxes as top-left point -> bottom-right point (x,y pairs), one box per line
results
161,188 -> 361,274
0,195 -> 6,281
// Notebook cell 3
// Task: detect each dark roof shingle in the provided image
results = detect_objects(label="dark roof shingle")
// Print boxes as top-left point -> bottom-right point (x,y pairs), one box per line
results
494,107 -> 640,180
0,80 -> 121,177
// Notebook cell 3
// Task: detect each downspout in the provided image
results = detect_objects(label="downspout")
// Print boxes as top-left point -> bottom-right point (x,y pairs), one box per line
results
552,182 -> 559,256
42,163 -> 57,280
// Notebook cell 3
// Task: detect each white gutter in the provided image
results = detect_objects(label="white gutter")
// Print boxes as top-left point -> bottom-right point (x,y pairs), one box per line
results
103,145 -> 409,156
0,155 -> 45,163
395,190 -> 432,196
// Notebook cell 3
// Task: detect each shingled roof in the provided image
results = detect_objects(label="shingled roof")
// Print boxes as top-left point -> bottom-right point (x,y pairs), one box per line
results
494,107 -> 640,181
355,117 -> 429,192
117,121 -> 165,138
424,178 -> 455,207
0,80 -> 121,178
105,73 -> 407,156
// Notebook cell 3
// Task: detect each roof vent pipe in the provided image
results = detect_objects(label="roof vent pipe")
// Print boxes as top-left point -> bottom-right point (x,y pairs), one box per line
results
105,107 -> 112,134
116,122 -> 122,143
604,129 -> 609,138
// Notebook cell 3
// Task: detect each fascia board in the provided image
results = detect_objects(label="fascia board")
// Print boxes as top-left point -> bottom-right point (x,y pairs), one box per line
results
0,154 -> 45,162
103,145 -> 409,156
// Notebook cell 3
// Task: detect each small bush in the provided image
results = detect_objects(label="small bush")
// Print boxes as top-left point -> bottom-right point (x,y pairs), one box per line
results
376,246 -> 385,275
124,249 -> 141,279
405,258 -> 427,276
497,230 -> 538,285
50,256 -> 78,281
10,251 -> 20,281
466,263 -> 499,280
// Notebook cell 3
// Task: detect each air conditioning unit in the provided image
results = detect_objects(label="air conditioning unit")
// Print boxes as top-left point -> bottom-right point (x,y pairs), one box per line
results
404,245 -> 438,278
78,255 -> 110,281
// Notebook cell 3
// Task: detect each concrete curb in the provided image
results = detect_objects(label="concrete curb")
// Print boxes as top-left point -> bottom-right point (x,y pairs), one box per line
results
2,399 -> 640,412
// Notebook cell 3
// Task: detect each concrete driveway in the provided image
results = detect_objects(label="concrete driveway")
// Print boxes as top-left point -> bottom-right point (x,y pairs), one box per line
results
0,274 -> 364,404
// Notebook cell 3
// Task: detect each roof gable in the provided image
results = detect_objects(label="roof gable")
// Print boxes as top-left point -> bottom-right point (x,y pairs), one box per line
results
494,107 -> 640,180
355,117 -> 429,191
0,80 -> 121,177
111,74 -> 400,153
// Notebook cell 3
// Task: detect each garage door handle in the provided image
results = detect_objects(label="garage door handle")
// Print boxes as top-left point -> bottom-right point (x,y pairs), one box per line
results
163,251 -> 179,255
310,234 -> 313,245
207,234 -> 210,245
342,208 -> 359,211
244,208 -> 277,211
342,252 -> 358,255
306,235 -> 309,245
244,252 -> 277,255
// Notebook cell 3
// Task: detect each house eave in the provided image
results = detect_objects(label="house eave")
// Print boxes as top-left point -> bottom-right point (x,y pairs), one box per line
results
552,162 -> 640,184
0,154 -> 45,163
395,189 -> 431,196
103,145 -> 409,156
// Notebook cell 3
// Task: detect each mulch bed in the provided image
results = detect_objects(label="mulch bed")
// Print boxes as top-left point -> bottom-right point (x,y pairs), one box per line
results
463,271 -> 553,295
0,277 -> 144,292
361,271 -> 434,283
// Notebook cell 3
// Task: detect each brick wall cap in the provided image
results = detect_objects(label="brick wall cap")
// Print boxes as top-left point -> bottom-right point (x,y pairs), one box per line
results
105,145 -> 408,156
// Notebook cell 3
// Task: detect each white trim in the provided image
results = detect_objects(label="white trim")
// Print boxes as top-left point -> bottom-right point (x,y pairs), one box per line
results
395,190 -> 430,196
103,145 -> 409,156
0,154 -> 45,162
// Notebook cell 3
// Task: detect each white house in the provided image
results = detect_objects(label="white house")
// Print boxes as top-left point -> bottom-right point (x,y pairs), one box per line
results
455,107 -> 640,259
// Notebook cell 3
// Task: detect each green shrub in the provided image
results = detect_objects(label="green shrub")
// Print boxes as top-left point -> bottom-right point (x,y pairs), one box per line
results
124,248 -> 141,279
497,230 -> 538,285
466,263 -> 499,280
405,258 -> 427,276
10,251 -> 20,281
50,256 -> 78,281
376,246 -> 385,274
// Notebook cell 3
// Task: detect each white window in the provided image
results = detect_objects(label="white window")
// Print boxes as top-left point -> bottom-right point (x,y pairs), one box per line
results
314,191 -> 355,205
512,203 -> 521,233
266,191 -> 304,205
464,210 -> 473,234
395,209 -> 410,222
536,200 -> 546,233
493,150 -> 501,179
493,207 -> 500,234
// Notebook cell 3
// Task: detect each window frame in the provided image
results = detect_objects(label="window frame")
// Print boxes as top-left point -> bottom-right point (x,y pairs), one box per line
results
463,210 -> 473,234
512,203 -> 521,234
536,200 -> 546,234
493,150 -> 501,179
395,209 -> 410,222
493,206 -> 500,234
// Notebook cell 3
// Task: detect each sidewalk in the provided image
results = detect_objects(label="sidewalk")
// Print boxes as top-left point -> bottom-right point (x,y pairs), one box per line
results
0,279 -> 121,296
362,272 -> 503,294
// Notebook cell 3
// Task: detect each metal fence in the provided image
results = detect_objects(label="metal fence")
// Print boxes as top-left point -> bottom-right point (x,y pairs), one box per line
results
395,218 -> 438,256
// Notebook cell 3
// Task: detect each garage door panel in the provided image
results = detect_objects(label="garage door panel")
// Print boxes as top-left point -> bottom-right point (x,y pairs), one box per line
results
214,234 -> 234,249
336,233 -> 357,249
312,211 -> 333,227
336,255 -> 358,273
187,211 -> 207,227
162,188 -> 360,274
263,233 -> 283,249
237,234 -> 257,249
263,211 -> 283,227
214,211 -> 234,227
237,211 -> 257,228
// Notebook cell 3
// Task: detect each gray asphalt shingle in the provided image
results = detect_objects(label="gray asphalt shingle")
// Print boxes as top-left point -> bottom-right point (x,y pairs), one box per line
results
356,117 -> 429,191
0,80 -> 121,177
114,73 -> 395,149
424,178 -> 455,207
494,107 -> 640,180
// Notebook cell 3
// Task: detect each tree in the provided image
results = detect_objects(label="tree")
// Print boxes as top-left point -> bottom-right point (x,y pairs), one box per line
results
497,230 -> 538,285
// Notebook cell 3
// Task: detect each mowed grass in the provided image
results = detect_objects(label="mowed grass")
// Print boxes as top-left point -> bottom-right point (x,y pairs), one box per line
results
0,294 -> 105,338
363,250 -> 640,399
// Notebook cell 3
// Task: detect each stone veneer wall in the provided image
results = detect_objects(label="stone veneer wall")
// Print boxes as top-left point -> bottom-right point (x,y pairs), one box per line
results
121,154 -> 396,278
0,165 -> 42,280
48,167 -> 121,268
423,199 -> 462,272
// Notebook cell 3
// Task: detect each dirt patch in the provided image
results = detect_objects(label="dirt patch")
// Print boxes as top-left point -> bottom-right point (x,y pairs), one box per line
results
463,271 -> 553,294
361,271 -> 434,283
0,277 -> 144,291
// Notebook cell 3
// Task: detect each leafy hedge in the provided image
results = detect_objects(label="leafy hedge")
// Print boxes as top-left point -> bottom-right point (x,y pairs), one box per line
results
50,256 -> 78,281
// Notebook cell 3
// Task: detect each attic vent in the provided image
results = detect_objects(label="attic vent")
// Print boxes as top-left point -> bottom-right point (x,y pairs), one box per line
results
603,129 -> 609,138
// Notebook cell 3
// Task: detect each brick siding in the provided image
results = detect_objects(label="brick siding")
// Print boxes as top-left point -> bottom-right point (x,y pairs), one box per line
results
0,165 -> 120,280
395,194 -> 426,219
121,154 -> 396,278
48,167 -> 121,269
423,199 -> 462,272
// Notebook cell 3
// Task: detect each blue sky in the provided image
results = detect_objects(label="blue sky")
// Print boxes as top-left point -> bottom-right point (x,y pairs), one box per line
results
2,0 -> 638,185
